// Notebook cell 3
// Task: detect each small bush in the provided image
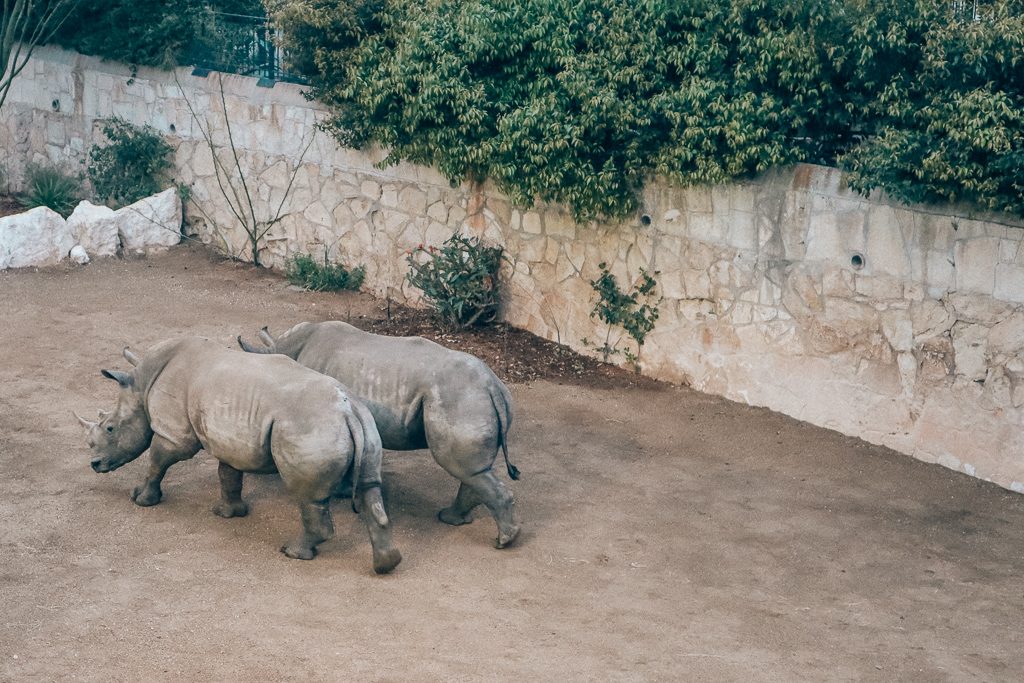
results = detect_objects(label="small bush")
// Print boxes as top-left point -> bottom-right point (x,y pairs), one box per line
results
584,262 -> 661,369
19,164 -> 82,218
285,253 -> 366,291
405,234 -> 504,329
88,118 -> 175,208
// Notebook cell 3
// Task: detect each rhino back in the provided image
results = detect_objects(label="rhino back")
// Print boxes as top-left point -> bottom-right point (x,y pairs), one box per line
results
294,322 -> 508,450
148,339 -> 354,472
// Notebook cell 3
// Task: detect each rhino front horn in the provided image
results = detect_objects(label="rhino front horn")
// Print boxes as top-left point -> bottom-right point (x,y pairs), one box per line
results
123,347 -> 141,366
73,412 -> 97,429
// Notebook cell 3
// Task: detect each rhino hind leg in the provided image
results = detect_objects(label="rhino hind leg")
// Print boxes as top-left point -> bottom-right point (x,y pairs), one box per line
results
359,487 -> 402,575
131,437 -> 199,507
281,500 -> 334,560
212,461 -> 249,518
447,471 -> 520,549
437,482 -> 483,526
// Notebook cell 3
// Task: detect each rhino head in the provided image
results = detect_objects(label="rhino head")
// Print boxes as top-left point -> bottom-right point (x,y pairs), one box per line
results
76,349 -> 154,473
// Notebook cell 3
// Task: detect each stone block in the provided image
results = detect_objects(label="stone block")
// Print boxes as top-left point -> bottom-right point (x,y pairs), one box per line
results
864,209 -> 911,278
67,201 -> 118,257
988,312 -> 1024,356
398,186 -> 428,216
0,206 -> 71,268
994,263 -> 1024,304
947,292 -> 1014,325
521,211 -> 543,235
954,238 -> 999,294
951,322 -> 988,381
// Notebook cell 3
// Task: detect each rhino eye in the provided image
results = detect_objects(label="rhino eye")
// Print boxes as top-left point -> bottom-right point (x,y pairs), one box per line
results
106,426 -> 114,433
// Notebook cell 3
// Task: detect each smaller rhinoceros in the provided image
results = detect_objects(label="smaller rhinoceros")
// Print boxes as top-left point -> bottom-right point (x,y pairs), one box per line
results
239,321 -> 521,548
76,338 -> 401,573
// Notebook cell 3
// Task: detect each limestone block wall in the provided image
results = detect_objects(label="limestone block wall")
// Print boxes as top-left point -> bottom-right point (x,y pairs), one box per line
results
4,48 -> 1023,492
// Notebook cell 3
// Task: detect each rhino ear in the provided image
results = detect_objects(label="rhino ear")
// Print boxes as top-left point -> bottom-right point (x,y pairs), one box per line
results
258,326 -> 277,349
101,369 -> 134,387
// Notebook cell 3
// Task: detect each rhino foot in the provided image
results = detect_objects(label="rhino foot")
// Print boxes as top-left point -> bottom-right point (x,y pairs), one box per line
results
495,524 -> 521,549
373,548 -> 402,575
437,507 -> 474,526
281,544 -> 317,560
212,501 -> 249,518
131,485 -> 162,507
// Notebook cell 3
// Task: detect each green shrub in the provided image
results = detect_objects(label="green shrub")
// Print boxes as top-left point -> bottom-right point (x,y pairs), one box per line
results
277,0 -> 1024,222
285,253 -> 366,291
88,118 -> 175,208
19,164 -> 82,218
405,234 -> 503,329
584,263 -> 660,368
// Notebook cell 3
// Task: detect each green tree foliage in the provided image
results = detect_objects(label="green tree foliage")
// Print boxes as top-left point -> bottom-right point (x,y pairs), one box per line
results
276,0 -> 1024,222
50,0 -> 264,67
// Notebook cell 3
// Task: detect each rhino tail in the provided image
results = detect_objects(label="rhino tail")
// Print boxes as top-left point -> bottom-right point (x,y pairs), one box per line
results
490,383 -> 519,481
344,409 -> 366,514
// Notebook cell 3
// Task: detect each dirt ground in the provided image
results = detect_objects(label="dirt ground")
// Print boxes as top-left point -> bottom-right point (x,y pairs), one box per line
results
2,244 -> 1023,682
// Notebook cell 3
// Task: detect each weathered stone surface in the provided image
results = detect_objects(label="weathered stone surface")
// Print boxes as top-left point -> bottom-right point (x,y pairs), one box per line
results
910,300 -> 955,340
67,200 -> 118,257
947,292 -> 1015,325
115,188 -> 182,253
988,312 -> 1024,357
0,206 -> 71,269
954,238 -> 999,294
951,322 -> 988,381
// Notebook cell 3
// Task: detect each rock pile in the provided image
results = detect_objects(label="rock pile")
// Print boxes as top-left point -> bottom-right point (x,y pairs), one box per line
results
0,188 -> 181,269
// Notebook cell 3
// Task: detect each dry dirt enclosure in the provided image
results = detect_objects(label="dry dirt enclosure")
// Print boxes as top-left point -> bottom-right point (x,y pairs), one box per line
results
1,245 -> 1023,682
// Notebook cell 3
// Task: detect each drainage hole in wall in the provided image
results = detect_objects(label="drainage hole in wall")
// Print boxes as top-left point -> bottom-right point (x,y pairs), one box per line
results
51,99 -> 60,112
850,253 -> 865,270
640,213 -> 652,226
169,124 -> 176,133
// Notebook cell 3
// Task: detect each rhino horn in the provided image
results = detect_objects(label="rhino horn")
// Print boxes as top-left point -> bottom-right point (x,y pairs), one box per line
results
237,335 -> 273,354
101,369 -> 134,387
258,326 -> 277,349
74,412 -> 97,429
123,347 -> 141,366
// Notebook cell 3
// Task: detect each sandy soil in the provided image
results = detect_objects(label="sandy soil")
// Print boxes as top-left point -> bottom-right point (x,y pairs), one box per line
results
1,245 -> 1023,682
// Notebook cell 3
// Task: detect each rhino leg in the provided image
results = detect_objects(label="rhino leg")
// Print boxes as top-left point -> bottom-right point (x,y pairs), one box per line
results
212,461 -> 249,518
359,486 -> 402,575
443,472 -> 520,549
437,483 -> 482,526
131,437 -> 199,507
281,500 -> 334,560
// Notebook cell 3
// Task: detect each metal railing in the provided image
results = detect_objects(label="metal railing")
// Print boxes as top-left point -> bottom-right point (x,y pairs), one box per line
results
185,11 -> 307,85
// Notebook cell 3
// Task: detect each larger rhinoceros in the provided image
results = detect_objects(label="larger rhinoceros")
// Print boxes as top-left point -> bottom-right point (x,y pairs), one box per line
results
238,321 -> 521,548
76,338 -> 402,573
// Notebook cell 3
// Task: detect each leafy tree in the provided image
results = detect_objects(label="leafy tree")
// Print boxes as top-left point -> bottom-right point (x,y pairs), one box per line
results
275,0 -> 1024,221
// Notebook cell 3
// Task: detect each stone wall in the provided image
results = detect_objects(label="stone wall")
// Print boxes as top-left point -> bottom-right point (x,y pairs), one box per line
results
4,47 -> 1023,492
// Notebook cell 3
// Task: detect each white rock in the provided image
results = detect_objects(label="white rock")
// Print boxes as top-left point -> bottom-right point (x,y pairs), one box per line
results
114,188 -> 182,253
69,244 -> 90,264
67,200 -> 119,257
0,206 -> 71,269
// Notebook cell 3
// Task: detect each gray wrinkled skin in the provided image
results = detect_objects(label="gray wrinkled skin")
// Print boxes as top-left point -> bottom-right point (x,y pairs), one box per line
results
79,338 -> 401,573
239,321 -> 521,548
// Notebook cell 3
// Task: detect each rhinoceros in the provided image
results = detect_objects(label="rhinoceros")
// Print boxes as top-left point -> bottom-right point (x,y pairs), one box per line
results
238,321 -> 521,548
76,338 -> 402,573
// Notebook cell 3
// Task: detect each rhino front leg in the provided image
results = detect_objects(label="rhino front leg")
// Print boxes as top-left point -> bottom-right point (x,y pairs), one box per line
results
281,500 -> 334,560
212,461 -> 249,518
131,437 -> 199,507
359,486 -> 402,574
